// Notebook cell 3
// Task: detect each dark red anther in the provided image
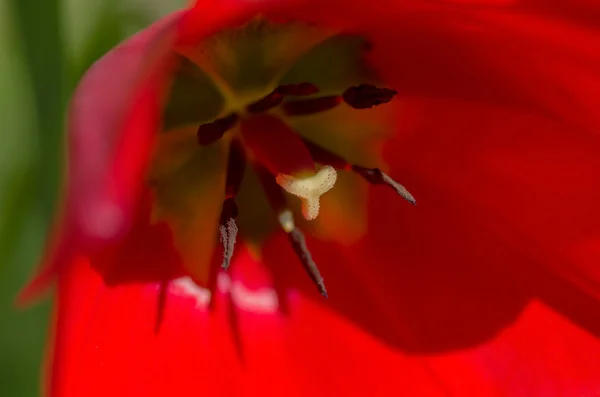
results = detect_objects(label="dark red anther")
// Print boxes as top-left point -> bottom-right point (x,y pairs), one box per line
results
342,84 -> 397,109
276,82 -> 319,96
246,91 -> 283,113
225,139 -> 246,197
197,113 -> 239,146
283,96 -> 342,116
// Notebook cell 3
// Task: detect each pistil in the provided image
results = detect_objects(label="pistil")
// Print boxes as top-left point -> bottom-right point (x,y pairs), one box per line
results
257,167 -> 329,297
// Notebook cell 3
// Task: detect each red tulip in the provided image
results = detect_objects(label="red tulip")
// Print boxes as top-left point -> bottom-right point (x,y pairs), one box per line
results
22,0 -> 600,396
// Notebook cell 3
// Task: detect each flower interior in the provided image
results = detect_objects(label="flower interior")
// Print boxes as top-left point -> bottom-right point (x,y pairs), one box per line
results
151,17 -> 415,296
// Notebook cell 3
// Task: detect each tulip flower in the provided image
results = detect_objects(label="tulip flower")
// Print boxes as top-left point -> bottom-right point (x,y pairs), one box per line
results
21,0 -> 600,396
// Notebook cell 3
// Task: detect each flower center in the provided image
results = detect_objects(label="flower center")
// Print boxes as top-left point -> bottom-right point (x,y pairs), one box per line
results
152,17 -> 415,296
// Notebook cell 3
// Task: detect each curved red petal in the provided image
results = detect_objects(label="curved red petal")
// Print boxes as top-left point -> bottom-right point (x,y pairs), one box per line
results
66,13 -> 182,244
21,13 -> 185,301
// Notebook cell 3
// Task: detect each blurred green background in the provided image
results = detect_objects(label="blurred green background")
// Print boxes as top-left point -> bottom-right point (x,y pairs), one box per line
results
0,0 -> 186,395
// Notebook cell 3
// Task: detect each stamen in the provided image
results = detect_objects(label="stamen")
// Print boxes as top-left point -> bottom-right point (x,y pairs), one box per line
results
276,82 -> 319,96
197,113 -> 239,146
289,227 -> 328,298
276,165 -> 337,220
342,84 -> 397,109
275,208 -> 327,297
352,165 -> 416,205
219,141 -> 245,270
283,96 -> 342,116
246,91 -> 283,113
219,198 -> 239,270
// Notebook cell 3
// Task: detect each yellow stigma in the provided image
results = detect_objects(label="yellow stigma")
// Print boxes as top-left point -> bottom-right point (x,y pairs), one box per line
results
276,165 -> 337,221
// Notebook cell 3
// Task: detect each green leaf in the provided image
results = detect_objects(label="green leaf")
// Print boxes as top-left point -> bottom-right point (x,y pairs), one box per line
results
0,0 -> 64,395
11,0 -> 67,223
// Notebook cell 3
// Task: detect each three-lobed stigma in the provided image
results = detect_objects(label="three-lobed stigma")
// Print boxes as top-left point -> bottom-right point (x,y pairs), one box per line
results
276,165 -> 337,221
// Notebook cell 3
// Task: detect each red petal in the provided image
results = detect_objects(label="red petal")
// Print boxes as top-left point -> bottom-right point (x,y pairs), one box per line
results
50,252 -> 600,396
